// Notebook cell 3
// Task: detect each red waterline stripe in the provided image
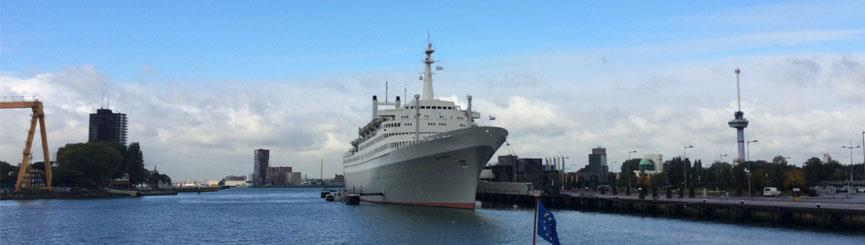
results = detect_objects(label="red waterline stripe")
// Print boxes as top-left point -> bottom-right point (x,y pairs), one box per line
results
363,199 -> 476,210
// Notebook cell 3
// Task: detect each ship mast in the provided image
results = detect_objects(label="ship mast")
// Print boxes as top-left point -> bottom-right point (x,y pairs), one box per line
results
421,38 -> 435,100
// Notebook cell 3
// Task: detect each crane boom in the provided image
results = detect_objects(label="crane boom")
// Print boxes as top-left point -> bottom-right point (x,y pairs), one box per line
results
1,99 -> 52,192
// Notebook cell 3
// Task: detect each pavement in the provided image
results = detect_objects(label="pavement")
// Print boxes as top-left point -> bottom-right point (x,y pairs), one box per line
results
560,190 -> 865,211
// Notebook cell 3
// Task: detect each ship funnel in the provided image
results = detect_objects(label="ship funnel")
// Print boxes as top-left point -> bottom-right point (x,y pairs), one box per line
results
395,96 -> 401,108
372,96 -> 378,119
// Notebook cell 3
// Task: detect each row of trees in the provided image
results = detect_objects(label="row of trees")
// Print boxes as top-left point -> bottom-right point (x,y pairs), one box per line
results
0,142 -> 171,190
53,142 -> 147,187
617,155 -> 863,195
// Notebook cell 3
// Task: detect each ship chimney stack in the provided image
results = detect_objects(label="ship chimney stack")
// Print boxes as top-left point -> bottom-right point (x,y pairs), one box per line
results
372,96 -> 378,119
466,95 -> 473,125
395,96 -> 401,108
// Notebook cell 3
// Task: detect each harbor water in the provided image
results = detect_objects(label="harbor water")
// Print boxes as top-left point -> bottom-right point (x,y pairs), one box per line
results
1,188 -> 862,244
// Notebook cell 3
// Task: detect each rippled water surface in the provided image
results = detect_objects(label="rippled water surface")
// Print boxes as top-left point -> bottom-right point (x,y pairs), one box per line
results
1,188 -> 862,244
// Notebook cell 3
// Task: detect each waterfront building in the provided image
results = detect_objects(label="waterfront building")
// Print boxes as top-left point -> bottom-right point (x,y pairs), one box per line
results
223,180 -> 247,187
224,175 -> 246,181
287,172 -> 302,186
577,147 -> 609,186
88,108 -> 127,145
637,154 -> 664,174
486,155 -> 560,193
332,174 -> 345,185
267,166 -> 293,186
492,156 -> 543,182
253,149 -> 270,186
222,175 -> 248,187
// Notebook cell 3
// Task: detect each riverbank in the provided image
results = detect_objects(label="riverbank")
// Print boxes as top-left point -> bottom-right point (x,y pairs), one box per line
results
0,190 -> 133,200
0,188 -> 184,200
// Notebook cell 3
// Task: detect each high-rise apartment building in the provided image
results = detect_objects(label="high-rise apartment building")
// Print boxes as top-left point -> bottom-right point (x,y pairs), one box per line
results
578,147 -> 609,186
253,149 -> 270,186
88,108 -> 128,145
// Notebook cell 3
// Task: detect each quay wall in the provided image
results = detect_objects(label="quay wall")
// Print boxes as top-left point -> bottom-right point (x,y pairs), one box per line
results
476,193 -> 865,231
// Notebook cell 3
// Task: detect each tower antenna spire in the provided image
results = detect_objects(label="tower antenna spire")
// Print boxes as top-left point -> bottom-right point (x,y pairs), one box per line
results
735,68 -> 741,111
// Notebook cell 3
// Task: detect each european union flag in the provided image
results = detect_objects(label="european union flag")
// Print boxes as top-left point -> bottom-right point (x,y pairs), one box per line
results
536,201 -> 560,245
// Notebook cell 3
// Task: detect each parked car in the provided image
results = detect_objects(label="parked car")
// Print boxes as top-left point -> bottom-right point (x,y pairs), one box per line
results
763,187 -> 781,197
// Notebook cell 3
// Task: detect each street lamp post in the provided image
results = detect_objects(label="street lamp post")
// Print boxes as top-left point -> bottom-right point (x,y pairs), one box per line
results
842,143 -> 861,192
627,150 -> 637,194
746,140 -> 759,162
744,167 -> 752,197
683,145 -> 694,196
561,156 -> 569,190
717,153 -> 727,192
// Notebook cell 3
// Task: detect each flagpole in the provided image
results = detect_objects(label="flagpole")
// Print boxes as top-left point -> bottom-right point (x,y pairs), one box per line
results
533,197 -> 538,245
531,190 -> 541,245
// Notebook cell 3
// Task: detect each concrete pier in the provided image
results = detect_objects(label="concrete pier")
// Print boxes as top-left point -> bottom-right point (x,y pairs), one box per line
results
477,192 -> 865,231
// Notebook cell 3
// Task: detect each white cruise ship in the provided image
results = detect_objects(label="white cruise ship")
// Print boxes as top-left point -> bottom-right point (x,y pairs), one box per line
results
342,42 -> 508,209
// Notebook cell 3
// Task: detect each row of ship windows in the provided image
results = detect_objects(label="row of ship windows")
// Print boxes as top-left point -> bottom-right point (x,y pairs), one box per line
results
386,121 -> 468,128
406,106 -> 456,110
348,139 -> 418,163
358,118 -> 467,150
357,131 -> 436,152
348,138 -> 439,164
400,115 -> 465,120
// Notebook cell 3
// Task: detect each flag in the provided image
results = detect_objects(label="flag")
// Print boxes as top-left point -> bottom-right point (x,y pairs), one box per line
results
536,201 -> 560,245
436,65 -> 444,71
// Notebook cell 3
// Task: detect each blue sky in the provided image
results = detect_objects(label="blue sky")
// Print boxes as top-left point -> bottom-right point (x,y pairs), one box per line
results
4,1 -> 862,81
2,1 -> 864,179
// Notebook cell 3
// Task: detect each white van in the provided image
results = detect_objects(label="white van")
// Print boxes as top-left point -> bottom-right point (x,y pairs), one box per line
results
763,187 -> 781,197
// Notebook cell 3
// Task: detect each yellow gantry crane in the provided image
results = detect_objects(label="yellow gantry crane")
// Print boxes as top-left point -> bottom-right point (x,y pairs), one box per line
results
0,98 -> 52,192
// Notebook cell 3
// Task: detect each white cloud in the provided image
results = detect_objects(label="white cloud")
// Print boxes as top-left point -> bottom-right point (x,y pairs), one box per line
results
2,52 -> 863,180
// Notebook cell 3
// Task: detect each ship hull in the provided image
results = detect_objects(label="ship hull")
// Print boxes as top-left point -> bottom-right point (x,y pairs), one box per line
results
344,126 -> 507,209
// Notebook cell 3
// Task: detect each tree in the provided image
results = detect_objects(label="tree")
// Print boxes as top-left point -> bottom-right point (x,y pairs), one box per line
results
732,163 -> 748,195
1,160 -> 17,188
147,170 -> 172,189
783,169 -> 806,190
663,157 -> 689,191
56,142 -> 124,188
752,169 -> 766,191
802,157 -> 823,186
124,142 -> 147,185
772,155 -> 789,166
692,160 -> 703,188
706,161 -> 733,191
618,158 -> 640,190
